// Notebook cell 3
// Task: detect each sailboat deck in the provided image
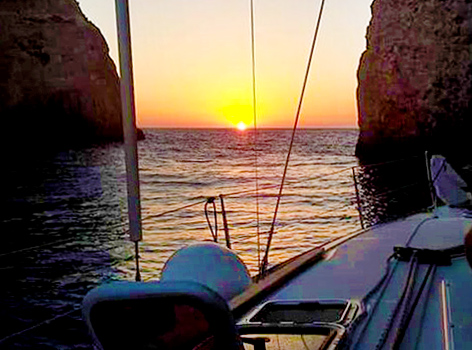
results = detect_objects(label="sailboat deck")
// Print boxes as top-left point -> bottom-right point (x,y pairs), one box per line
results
237,207 -> 472,349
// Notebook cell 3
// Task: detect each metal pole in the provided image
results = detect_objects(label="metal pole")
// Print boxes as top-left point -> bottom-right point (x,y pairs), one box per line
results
425,151 -> 437,210
352,167 -> 365,230
219,195 -> 231,249
115,0 -> 142,281
134,241 -> 141,282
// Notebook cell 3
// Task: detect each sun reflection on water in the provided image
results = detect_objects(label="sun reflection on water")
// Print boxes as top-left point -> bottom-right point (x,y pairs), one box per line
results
132,129 -> 360,280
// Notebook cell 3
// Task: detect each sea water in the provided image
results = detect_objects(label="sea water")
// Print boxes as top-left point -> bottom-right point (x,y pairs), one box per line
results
0,128 -> 360,348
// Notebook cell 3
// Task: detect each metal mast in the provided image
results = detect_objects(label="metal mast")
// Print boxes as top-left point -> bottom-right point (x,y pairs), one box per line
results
115,0 -> 142,281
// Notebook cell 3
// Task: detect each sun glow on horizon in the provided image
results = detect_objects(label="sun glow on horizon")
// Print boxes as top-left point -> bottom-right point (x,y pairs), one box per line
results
236,121 -> 247,131
76,0 -> 371,129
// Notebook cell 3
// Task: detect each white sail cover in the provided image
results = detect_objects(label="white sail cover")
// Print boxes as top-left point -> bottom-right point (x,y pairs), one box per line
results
431,155 -> 471,206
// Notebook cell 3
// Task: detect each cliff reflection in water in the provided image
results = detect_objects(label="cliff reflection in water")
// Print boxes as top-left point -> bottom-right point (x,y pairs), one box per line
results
353,156 -> 433,228
0,144 -> 131,348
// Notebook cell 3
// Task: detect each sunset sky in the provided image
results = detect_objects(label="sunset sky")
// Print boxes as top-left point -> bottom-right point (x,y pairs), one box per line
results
78,0 -> 373,128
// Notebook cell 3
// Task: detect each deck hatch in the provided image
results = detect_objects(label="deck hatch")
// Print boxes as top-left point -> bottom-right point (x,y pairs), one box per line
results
248,301 -> 349,324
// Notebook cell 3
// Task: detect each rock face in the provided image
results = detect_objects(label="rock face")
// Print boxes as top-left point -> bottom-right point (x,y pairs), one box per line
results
0,0 -> 123,147
356,0 -> 472,162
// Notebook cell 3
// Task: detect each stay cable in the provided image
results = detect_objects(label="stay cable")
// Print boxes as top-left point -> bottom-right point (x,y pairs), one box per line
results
261,0 -> 327,274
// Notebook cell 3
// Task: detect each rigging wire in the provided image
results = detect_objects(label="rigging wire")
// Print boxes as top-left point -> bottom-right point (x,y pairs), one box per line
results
249,0 -> 262,274
261,0 -> 327,274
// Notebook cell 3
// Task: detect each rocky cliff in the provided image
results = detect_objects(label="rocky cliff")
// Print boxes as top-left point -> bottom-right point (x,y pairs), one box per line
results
0,0 -> 123,147
356,0 -> 472,162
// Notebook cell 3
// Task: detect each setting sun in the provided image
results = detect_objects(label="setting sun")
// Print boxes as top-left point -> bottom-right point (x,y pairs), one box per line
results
236,121 -> 247,131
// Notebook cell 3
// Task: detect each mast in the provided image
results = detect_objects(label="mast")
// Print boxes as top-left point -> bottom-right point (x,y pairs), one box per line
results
115,0 -> 142,281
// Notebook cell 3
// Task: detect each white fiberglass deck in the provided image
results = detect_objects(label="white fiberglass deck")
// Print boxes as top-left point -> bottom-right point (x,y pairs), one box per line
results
238,207 -> 472,350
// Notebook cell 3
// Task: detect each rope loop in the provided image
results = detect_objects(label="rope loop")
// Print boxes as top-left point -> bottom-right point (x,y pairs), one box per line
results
204,197 -> 218,242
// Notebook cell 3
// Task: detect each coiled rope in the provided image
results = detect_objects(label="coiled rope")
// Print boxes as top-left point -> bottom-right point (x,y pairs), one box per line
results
261,0 -> 327,274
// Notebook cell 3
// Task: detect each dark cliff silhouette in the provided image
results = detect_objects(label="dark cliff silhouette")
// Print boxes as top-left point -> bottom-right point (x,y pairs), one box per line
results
0,0 -> 143,149
356,0 -> 472,164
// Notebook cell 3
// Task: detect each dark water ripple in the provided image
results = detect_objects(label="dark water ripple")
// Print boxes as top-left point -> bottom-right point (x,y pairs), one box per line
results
0,144 -> 130,349
0,129 -> 363,348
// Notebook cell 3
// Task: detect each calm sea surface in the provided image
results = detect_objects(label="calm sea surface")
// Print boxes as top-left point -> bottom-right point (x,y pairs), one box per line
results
0,128 -> 360,348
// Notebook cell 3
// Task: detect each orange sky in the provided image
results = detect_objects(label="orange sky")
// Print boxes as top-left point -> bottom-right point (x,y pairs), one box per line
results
79,0 -> 373,128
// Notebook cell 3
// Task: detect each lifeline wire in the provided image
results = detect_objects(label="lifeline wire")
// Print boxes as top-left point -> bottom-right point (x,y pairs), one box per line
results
221,166 -> 353,198
249,0 -> 262,274
141,199 -> 207,221
0,237 -> 76,259
0,307 -> 81,345
261,0 -> 326,274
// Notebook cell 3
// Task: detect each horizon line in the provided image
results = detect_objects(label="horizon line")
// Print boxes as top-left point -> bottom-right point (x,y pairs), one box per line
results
139,126 -> 360,130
